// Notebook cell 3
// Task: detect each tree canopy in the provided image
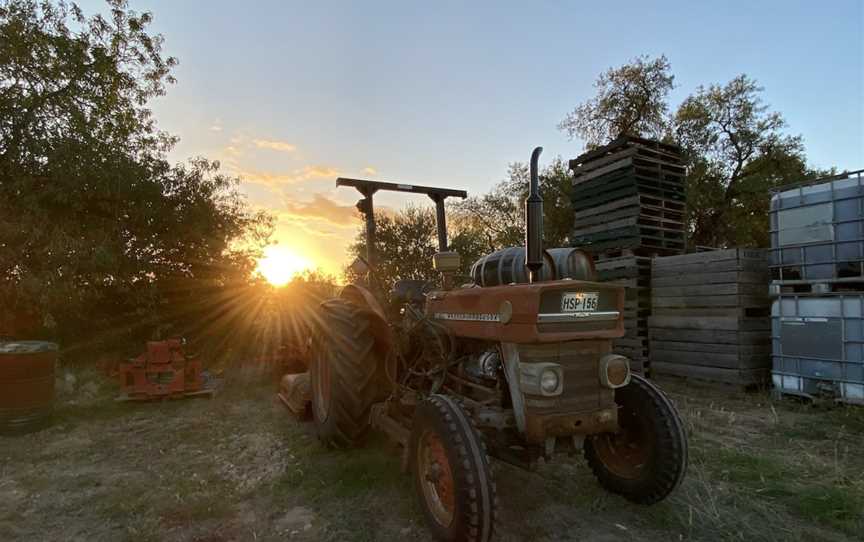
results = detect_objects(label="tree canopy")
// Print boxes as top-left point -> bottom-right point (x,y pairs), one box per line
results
0,0 -> 271,355
558,55 -> 674,149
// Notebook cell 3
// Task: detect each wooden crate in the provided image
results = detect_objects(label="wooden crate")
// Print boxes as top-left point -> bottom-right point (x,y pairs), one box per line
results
649,249 -> 771,387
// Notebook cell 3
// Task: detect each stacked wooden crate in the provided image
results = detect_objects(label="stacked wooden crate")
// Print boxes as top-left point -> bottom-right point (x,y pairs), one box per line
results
569,135 -> 687,374
648,249 -> 772,387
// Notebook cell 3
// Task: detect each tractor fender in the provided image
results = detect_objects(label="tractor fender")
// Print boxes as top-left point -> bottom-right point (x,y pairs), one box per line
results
338,284 -> 393,356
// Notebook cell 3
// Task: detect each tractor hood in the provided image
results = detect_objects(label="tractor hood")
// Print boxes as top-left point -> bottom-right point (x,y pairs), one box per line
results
425,279 -> 624,343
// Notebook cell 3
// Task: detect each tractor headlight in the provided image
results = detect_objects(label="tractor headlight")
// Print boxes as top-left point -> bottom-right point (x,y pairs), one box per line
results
540,369 -> 560,393
599,354 -> 631,389
519,362 -> 563,396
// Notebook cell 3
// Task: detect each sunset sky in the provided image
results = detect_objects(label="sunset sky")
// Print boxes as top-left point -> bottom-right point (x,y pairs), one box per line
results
83,1 -> 863,277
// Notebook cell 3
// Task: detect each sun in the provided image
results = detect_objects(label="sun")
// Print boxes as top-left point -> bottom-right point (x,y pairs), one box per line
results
256,245 -> 312,286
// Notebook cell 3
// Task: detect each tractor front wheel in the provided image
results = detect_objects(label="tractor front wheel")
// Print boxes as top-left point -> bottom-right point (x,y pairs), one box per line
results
310,298 -> 385,448
584,374 -> 688,504
410,395 -> 497,542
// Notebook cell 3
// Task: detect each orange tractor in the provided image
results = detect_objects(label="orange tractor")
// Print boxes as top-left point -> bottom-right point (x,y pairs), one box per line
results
280,148 -> 687,542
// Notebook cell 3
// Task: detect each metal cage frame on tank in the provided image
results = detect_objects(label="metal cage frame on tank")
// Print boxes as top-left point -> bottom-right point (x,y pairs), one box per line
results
771,293 -> 864,404
769,170 -> 864,291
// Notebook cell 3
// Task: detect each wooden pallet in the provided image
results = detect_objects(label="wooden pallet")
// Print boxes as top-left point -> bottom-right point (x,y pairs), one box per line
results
572,194 -> 685,223
573,183 -> 685,212
573,173 -> 685,202
574,215 -> 684,238
575,234 -> 686,254
572,157 -> 685,186
569,135 -> 683,171
595,247 -> 680,259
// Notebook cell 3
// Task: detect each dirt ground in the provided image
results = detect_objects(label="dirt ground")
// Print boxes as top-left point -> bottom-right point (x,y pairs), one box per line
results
1,368 -> 862,542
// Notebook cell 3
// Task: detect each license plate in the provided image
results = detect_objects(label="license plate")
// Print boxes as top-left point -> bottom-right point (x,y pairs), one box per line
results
561,292 -> 599,313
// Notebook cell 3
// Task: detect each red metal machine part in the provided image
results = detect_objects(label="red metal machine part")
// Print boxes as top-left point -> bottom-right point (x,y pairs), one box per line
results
117,339 -> 213,400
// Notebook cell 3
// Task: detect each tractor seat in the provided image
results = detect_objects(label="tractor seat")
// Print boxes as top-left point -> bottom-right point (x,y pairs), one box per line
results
391,280 -> 432,305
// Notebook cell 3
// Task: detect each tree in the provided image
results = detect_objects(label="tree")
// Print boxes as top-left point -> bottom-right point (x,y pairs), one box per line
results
450,157 -> 573,259
0,1 -> 271,353
675,75 -> 821,247
346,205 -> 440,294
558,55 -> 674,148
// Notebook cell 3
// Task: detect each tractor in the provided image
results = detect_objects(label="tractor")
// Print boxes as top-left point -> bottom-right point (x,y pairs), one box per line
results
279,147 -> 688,542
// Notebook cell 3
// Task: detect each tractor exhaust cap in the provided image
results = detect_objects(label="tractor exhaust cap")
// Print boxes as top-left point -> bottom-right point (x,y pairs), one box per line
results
525,146 -> 544,283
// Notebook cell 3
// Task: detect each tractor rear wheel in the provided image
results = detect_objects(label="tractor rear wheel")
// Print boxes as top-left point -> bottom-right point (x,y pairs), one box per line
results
310,298 -> 385,448
584,374 -> 687,504
410,395 -> 497,542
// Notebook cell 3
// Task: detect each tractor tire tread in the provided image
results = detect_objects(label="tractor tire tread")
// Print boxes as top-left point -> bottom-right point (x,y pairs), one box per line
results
411,395 -> 496,542
312,298 -> 384,448
584,374 -> 688,504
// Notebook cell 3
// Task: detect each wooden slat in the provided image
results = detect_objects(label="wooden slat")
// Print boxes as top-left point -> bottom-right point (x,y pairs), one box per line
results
651,259 -> 767,275
650,340 -> 771,355
649,349 -> 769,369
651,363 -> 769,386
649,328 -> 770,344
652,295 -> 768,309
652,283 -> 767,297
652,249 -> 766,267
572,157 -> 634,185
648,315 -> 771,331
651,307 -> 770,318
651,271 -> 766,287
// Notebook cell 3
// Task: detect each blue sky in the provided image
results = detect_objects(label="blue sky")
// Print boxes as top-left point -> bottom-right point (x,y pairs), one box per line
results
82,1 -> 864,274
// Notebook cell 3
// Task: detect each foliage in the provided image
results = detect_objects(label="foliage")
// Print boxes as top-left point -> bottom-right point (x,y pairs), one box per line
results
346,205 -> 440,294
0,0 -> 272,355
558,55 -> 674,149
449,157 -> 573,261
674,75 -> 826,247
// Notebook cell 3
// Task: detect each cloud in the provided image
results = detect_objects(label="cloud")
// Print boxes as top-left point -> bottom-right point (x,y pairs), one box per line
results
252,139 -> 297,152
239,165 -> 340,188
363,166 -> 377,175
280,193 -> 359,226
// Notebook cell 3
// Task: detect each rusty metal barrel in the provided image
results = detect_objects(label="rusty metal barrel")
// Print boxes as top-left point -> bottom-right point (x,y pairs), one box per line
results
471,247 -> 595,287
0,341 -> 57,434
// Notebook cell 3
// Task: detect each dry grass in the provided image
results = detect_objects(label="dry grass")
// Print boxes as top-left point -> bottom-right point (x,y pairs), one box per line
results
0,368 -> 861,541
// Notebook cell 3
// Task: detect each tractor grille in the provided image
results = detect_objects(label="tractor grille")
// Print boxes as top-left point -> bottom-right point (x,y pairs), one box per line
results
518,341 -> 616,415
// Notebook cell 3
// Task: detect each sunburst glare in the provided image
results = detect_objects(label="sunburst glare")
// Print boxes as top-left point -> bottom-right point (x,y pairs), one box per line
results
256,245 -> 312,286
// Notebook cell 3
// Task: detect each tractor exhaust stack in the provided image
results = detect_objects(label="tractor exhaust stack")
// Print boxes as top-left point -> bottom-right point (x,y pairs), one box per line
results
525,146 -> 544,283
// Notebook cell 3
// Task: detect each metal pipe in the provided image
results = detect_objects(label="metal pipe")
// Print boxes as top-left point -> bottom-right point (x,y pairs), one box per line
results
432,195 -> 448,251
525,146 -> 544,283
357,189 -> 377,269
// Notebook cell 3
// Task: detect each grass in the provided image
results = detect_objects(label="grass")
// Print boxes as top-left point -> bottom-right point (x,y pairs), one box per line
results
0,369 -> 862,541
